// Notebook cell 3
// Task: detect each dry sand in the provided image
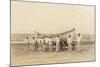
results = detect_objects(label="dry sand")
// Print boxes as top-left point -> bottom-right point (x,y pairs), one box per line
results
11,44 -> 95,66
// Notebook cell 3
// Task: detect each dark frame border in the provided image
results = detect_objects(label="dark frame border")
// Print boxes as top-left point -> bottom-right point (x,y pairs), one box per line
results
10,0 -> 96,67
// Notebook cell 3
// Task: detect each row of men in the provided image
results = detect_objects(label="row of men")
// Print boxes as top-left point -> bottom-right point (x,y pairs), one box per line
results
24,33 -> 81,52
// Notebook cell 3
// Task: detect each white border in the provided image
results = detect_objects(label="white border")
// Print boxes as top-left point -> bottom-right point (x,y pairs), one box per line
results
0,0 -> 97,67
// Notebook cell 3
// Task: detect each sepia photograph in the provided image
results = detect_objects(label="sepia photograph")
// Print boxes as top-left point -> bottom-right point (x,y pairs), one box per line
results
11,0 -> 95,66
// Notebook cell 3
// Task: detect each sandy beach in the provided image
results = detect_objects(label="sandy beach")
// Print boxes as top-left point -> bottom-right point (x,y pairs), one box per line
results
11,43 -> 95,66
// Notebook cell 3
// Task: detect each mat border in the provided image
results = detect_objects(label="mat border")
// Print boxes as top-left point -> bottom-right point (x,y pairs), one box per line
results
10,0 -> 96,67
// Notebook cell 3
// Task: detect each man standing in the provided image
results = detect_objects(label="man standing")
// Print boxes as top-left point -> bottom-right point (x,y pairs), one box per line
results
42,37 -> 48,51
31,37 -> 36,51
55,36 -> 60,52
36,37 -> 41,51
24,36 -> 29,52
41,37 -> 45,51
67,35 -> 72,51
76,33 -> 82,51
34,37 -> 38,51
48,37 -> 53,52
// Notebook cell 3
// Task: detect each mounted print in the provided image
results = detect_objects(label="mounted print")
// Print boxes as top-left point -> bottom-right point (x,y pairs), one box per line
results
11,0 -> 96,66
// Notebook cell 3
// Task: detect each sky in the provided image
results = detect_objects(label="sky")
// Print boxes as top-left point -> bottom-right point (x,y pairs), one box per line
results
11,1 -> 95,34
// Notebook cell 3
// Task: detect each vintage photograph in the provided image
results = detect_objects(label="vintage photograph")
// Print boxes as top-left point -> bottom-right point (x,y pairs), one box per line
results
11,0 -> 95,66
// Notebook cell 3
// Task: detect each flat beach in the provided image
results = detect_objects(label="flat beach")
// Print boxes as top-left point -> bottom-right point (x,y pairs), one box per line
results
11,43 -> 95,66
